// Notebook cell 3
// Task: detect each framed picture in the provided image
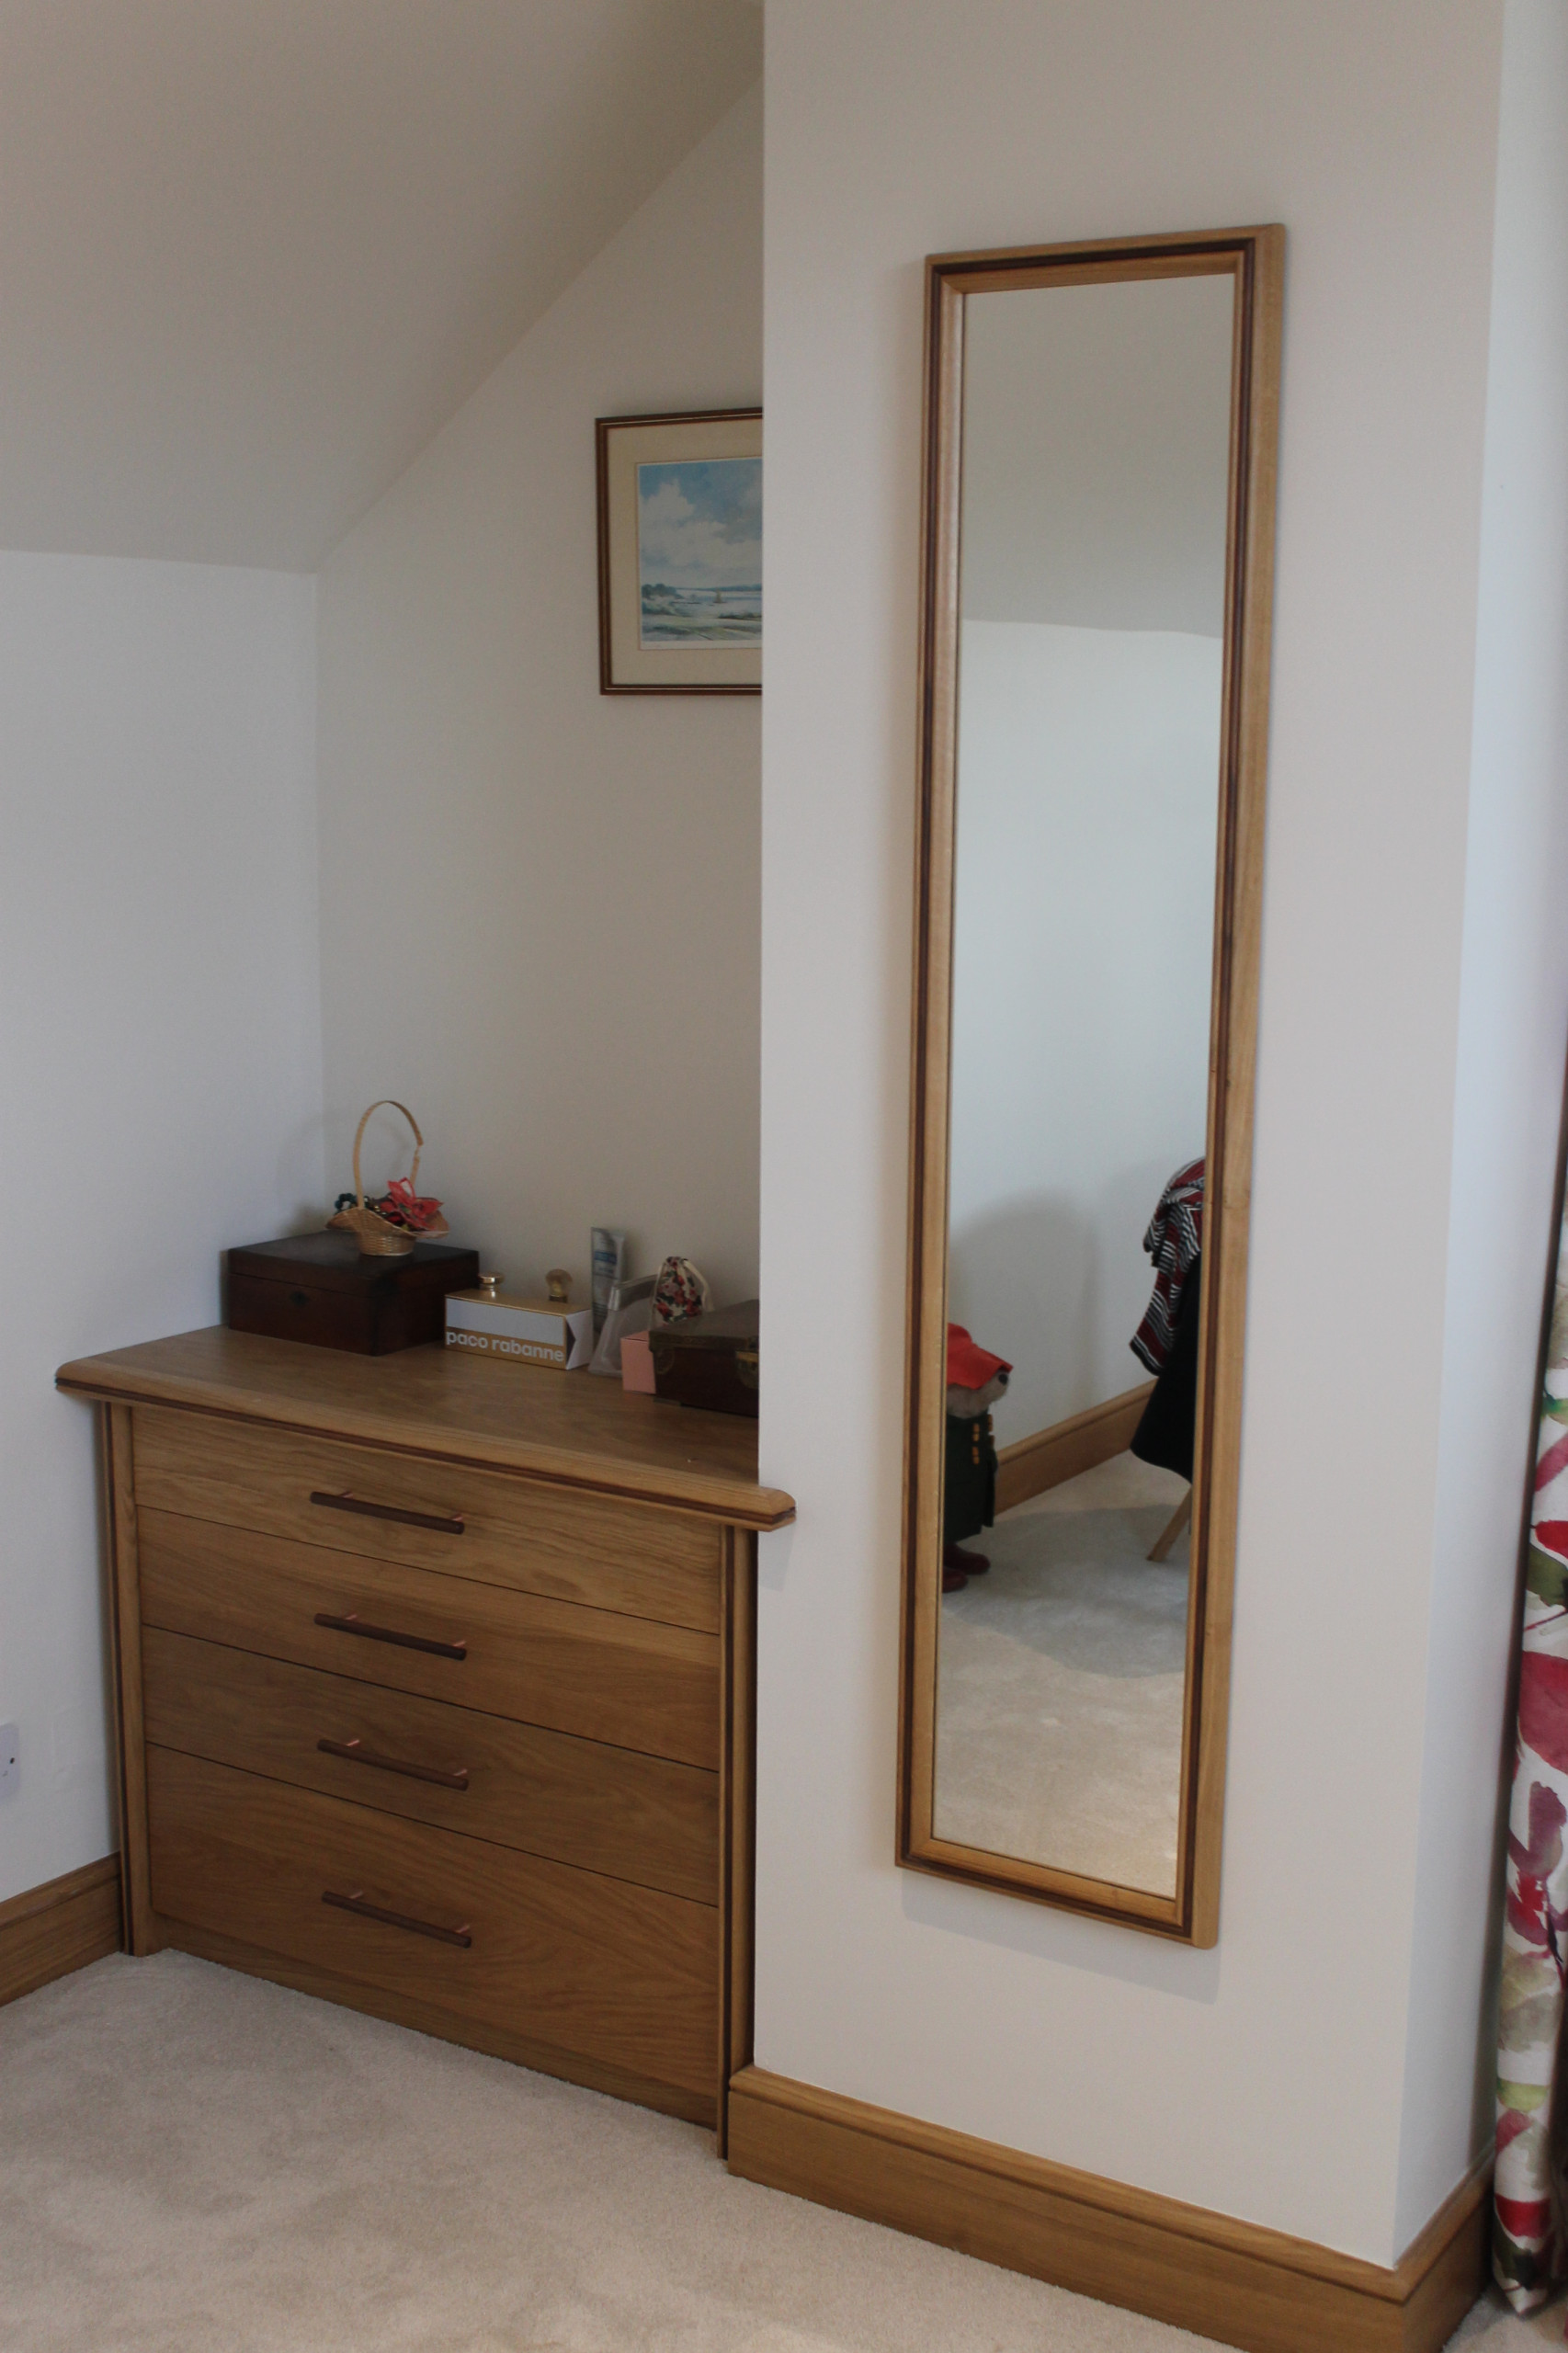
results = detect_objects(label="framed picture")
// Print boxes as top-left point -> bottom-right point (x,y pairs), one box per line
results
596,408 -> 761,694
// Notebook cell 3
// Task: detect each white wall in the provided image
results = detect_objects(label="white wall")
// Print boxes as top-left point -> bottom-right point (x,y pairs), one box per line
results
316,85 -> 762,1309
0,552 -> 321,1905
1395,0 -> 1568,2251
757,0 -> 1551,2268
949,622 -> 1219,1440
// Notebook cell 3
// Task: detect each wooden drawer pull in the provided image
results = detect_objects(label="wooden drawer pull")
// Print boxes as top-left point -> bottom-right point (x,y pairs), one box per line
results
310,1489 -> 465,1537
317,1735 -> 470,1791
312,1610 -> 467,1662
322,1888 -> 472,1948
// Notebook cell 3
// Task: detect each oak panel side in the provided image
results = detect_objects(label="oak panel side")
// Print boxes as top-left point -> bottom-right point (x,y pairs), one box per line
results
717,1528 -> 757,2153
104,1404 -> 158,1952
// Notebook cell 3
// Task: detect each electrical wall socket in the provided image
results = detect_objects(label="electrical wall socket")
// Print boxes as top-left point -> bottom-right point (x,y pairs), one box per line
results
0,1723 -> 17,1794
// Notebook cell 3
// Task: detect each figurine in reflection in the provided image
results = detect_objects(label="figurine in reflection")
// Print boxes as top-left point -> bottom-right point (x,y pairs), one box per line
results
943,1324 -> 1013,1594
1129,1158 -> 1203,1559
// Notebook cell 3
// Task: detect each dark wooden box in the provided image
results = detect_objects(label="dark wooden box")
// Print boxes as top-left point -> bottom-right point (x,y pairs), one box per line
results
649,1301 -> 759,1418
227,1233 -> 481,1356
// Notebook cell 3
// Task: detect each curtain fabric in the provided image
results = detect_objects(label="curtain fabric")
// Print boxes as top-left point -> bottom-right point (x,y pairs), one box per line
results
1496,1208 -> 1568,2317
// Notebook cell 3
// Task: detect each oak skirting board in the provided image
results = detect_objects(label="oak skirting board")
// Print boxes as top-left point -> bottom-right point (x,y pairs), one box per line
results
725,2066 -> 1489,2353
0,1856 -> 123,2008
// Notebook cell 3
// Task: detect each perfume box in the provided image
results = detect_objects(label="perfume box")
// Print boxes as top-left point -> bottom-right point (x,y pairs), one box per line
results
444,1285 -> 594,1370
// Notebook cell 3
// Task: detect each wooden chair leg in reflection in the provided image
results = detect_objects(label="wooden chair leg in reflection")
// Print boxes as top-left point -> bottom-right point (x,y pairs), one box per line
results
1148,1487 -> 1193,1563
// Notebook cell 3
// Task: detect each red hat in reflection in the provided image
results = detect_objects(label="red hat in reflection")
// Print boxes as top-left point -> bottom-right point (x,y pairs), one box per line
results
946,1324 -> 1012,1391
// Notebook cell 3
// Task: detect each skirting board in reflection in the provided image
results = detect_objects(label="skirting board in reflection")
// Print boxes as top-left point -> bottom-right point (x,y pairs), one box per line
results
994,1382 -> 1154,1515
725,2065 -> 1489,2353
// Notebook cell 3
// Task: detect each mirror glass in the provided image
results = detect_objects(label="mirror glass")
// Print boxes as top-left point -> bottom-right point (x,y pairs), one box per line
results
933,272 -> 1234,1897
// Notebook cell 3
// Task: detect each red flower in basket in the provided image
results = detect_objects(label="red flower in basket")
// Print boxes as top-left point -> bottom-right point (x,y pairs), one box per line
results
376,1176 -> 444,1233
327,1100 -> 451,1256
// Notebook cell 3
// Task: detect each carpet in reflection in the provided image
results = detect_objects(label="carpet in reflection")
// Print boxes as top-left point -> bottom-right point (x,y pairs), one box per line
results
934,1450 -> 1190,1895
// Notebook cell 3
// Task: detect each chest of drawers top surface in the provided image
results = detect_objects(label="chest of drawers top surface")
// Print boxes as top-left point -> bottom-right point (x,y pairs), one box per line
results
58,1325 -> 794,1529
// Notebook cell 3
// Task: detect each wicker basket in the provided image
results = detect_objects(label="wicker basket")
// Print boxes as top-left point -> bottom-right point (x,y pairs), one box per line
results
327,1100 -> 449,1258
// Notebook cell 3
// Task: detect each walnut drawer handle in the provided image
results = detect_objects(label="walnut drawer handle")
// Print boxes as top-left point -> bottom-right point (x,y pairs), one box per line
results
310,1489 -> 465,1537
317,1735 -> 469,1791
322,1888 -> 472,1948
313,1610 -> 467,1662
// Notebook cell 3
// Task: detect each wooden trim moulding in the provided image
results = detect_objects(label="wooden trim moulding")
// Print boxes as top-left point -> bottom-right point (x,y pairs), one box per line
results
103,1401 -> 159,1953
898,222 -> 1285,1943
726,2067 -> 1489,2353
715,1528 -> 757,2154
0,1856 -> 123,2008
56,1355 -> 795,1533
994,1383 -> 1154,1516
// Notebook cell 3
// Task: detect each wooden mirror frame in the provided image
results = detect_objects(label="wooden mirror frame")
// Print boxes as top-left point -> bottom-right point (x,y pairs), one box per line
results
898,225 -> 1284,1944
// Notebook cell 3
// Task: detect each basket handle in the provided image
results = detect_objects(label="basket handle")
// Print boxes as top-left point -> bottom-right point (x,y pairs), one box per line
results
351,1100 -> 424,1209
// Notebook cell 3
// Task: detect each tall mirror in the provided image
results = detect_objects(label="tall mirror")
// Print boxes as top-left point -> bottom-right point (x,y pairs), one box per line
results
899,229 -> 1282,1942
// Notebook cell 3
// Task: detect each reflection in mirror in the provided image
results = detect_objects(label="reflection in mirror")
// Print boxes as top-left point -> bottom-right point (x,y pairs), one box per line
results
936,274 -> 1232,1898
900,229 -> 1282,1942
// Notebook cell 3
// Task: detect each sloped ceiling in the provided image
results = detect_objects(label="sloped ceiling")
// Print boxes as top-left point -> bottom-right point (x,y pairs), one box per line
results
0,0 -> 762,569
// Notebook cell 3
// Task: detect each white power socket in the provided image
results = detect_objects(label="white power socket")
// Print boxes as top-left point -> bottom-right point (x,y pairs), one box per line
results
0,1723 -> 17,1793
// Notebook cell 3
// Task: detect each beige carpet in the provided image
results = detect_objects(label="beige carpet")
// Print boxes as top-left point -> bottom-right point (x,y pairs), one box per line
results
1454,2292 -> 1568,2344
934,1451 -> 1190,1893
0,1949 -> 1531,2351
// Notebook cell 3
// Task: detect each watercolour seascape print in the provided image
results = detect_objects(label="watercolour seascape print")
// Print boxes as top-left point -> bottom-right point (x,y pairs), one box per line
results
637,457 -> 762,648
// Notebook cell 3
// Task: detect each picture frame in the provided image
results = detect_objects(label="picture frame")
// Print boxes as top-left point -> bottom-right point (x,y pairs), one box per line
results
596,408 -> 762,694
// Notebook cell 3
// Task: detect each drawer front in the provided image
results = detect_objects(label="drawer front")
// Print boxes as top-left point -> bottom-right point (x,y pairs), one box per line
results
143,1626 -> 718,1904
147,1747 -> 717,2098
140,1509 -> 720,1769
133,1407 -> 721,1633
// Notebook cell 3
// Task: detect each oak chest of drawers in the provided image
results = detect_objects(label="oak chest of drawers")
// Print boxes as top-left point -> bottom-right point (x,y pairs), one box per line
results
57,1327 -> 794,2142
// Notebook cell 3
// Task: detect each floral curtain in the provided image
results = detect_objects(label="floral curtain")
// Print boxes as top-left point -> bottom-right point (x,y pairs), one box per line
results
1496,1206 -> 1568,2318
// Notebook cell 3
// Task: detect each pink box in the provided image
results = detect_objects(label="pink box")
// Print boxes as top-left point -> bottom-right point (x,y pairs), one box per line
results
620,1329 -> 656,1393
